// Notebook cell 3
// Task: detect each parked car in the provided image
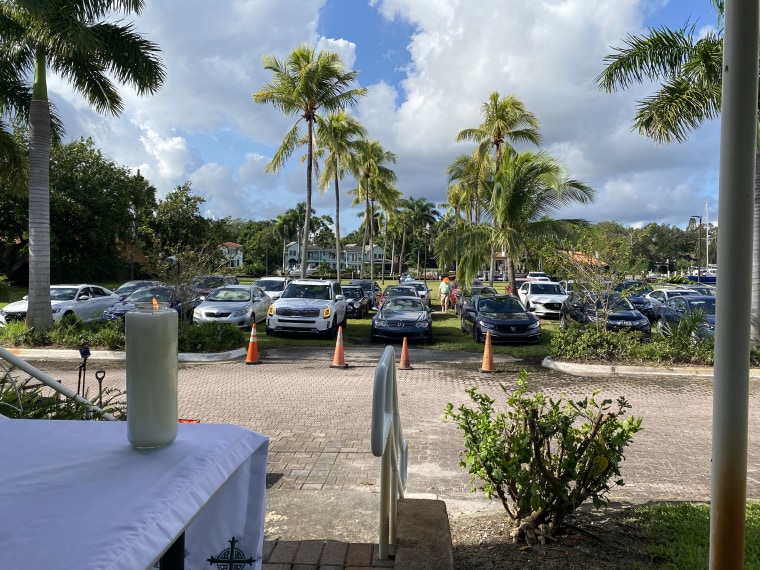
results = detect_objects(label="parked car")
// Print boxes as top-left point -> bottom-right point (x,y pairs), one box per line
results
644,287 -> 700,317
460,294 -> 541,344
190,274 -> 240,298
0,284 -> 119,326
113,280 -> 161,300
265,279 -> 347,337
252,276 -> 292,301
350,279 -> 382,308
559,290 -> 651,337
102,284 -> 200,321
379,285 -> 420,307
341,284 -> 371,318
675,284 -> 715,296
405,280 -> 432,307
613,280 -> 656,321
371,295 -> 432,342
526,271 -> 551,282
656,294 -> 716,338
516,281 -> 568,318
192,284 -> 271,329
452,285 -> 497,316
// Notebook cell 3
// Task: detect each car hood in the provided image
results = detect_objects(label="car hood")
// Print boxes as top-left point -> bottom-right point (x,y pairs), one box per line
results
478,311 -> 536,324
376,309 -> 429,322
196,300 -> 251,312
606,310 -> 646,321
275,298 -> 333,308
528,294 -> 568,303
261,290 -> 282,299
104,301 -> 138,315
3,298 -> 75,313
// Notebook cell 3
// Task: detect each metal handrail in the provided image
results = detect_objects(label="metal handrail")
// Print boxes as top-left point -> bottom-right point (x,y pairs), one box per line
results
371,345 -> 409,560
0,346 -> 115,420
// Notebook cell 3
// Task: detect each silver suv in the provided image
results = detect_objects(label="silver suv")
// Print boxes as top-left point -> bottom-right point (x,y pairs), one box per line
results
266,279 -> 347,337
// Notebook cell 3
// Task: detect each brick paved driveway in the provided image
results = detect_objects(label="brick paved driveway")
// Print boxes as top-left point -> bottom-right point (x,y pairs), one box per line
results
31,348 -> 760,507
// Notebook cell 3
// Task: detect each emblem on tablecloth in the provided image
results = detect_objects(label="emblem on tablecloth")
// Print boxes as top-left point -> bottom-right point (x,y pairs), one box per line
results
207,536 -> 255,569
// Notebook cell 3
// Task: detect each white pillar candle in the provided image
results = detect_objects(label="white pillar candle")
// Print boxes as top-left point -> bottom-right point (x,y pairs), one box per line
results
125,301 -> 178,448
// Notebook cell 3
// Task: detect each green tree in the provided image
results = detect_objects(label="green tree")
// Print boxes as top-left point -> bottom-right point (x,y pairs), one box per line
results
0,0 -> 165,329
316,111 -> 366,281
253,43 -> 367,279
144,183 -> 213,259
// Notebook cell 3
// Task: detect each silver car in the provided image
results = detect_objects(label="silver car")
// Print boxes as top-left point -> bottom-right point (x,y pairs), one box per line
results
0,284 -> 119,326
192,284 -> 271,329
252,276 -> 292,302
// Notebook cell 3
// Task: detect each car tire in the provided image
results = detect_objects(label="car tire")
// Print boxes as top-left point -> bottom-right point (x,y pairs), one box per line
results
460,316 -> 466,332
473,324 -> 481,343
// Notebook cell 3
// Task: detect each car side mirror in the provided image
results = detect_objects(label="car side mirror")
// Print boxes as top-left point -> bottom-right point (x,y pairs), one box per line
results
527,306 -> 536,312
77,294 -> 91,301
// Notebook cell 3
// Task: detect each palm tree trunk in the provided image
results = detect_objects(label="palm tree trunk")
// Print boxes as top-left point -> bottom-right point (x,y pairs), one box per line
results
370,198 -> 375,281
752,152 -> 760,343
26,97 -> 53,330
399,228 -> 407,277
334,175 -> 341,282
301,120 -> 315,279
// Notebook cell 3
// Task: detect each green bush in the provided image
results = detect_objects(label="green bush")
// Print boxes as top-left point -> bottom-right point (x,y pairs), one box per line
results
178,322 -> 247,353
0,275 -> 10,302
445,371 -> 642,544
550,324 -> 644,362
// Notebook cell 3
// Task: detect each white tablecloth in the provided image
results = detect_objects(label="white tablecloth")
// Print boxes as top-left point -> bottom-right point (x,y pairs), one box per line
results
0,419 -> 268,569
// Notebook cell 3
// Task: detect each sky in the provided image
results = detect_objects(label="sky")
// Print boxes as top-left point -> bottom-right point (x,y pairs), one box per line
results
48,0 -> 722,236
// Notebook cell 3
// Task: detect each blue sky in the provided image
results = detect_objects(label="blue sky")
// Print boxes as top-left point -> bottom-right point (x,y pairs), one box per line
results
50,0 -> 720,235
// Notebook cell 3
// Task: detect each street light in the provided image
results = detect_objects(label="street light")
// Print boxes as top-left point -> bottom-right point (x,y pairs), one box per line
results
690,215 -> 702,283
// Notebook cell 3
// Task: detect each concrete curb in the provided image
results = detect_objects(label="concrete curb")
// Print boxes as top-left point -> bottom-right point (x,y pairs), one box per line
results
542,356 -> 760,378
2,347 -> 248,363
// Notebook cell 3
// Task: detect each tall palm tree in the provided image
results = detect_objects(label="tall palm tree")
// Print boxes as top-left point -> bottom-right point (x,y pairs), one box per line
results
593,2 -> 760,337
254,44 -> 367,279
316,111 -> 366,281
0,0 -> 165,329
349,139 -> 397,279
402,197 -> 439,277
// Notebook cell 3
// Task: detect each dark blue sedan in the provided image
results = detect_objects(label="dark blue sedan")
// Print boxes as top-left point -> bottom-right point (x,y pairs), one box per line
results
460,294 -> 541,344
103,285 -> 199,321
656,295 -> 715,338
371,296 -> 432,342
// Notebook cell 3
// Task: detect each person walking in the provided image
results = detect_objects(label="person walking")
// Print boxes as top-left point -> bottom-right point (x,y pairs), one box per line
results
439,277 -> 451,313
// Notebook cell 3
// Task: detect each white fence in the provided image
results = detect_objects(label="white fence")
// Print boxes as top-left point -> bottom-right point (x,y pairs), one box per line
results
371,345 -> 409,560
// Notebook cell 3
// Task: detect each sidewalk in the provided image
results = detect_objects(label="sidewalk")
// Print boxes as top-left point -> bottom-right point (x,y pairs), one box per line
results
15,346 -> 760,568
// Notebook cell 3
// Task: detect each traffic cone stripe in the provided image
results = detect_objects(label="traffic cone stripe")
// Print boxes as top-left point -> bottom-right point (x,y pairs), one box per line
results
331,326 -> 349,368
245,323 -> 261,365
399,337 -> 412,370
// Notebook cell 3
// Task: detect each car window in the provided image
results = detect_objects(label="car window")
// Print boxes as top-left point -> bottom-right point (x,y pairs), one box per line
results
254,279 -> 286,291
50,288 -> 80,301
342,286 -> 363,298
532,284 -> 564,295
689,298 -> 716,314
208,288 -> 251,302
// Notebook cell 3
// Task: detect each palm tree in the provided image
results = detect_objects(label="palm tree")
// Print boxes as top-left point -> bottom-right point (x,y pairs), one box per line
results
316,111 -> 366,281
254,44 -> 367,279
349,139 -> 398,279
593,2 -> 760,338
403,197 -> 439,277
0,0 -> 165,329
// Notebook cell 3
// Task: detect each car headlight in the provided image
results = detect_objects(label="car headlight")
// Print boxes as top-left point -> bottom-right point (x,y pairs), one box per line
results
415,321 -> 428,328
233,308 -> 249,317
478,320 -> 495,329
193,308 -> 201,317
528,320 -> 540,330
323,307 -> 332,319
267,306 -> 275,316
375,319 -> 387,327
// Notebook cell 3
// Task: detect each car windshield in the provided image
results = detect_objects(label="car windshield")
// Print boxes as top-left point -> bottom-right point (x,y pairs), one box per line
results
193,276 -> 225,289
254,279 -> 285,291
283,284 -> 331,300
385,287 -> 416,297
615,282 -> 652,295
206,288 -> 250,302
409,283 -> 425,291
478,297 -> 524,313
531,284 -> 564,295
593,294 -> 632,311
127,288 -> 173,303
342,287 -> 363,299
50,288 -> 79,301
384,298 -> 424,312
689,298 -> 716,315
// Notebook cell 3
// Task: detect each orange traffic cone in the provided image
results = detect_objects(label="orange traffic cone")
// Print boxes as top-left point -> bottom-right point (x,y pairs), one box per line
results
245,323 -> 261,365
479,331 -> 495,373
331,326 -> 349,368
399,337 -> 413,370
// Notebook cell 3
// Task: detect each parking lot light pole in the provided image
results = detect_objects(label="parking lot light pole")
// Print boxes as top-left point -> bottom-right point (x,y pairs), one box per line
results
690,215 -> 702,283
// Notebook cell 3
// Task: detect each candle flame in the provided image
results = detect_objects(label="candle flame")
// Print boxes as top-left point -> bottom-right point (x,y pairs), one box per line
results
152,297 -> 159,312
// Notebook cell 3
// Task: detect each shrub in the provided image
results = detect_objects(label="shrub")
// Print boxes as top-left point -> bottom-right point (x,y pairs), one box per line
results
550,325 -> 644,362
0,275 -> 10,302
444,371 -> 642,544
178,322 -> 247,353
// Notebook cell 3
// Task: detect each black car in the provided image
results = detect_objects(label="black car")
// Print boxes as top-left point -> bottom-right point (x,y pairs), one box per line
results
453,285 -> 498,316
560,290 -> 651,337
103,285 -> 200,321
613,280 -> 656,321
656,294 -> 716,339
113,280 -> 161,301
349,279 -> 382,308
460,294 -> 541,344
190,274 -> 240,298
341,284 -> 371,318
371,295 -> 432,342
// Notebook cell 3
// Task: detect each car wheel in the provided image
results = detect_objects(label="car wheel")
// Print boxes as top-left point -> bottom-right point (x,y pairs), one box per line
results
473,324 -> 481,343
460,316 -> 467,332
559,313 -> 567,329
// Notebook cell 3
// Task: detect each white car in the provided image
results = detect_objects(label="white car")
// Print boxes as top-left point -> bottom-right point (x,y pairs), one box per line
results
526,271 -> 551,282
517,281 -> 568,318
252,276 -> 292,301
266,279 -> 347,337
405,280 -> 432,307
0,284 -> 119,326
644,287 -> 701,316
193,284 -> 271,329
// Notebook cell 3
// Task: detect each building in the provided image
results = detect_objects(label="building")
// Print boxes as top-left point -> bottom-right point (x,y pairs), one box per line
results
219,242 -> 244,269
283,242 -> 387,275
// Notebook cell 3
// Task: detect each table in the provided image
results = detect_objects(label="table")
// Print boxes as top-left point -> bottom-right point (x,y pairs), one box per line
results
0,419 -> 268,569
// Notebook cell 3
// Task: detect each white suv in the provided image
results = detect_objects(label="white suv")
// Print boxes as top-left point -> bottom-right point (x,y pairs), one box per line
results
266,279 -> 347,337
